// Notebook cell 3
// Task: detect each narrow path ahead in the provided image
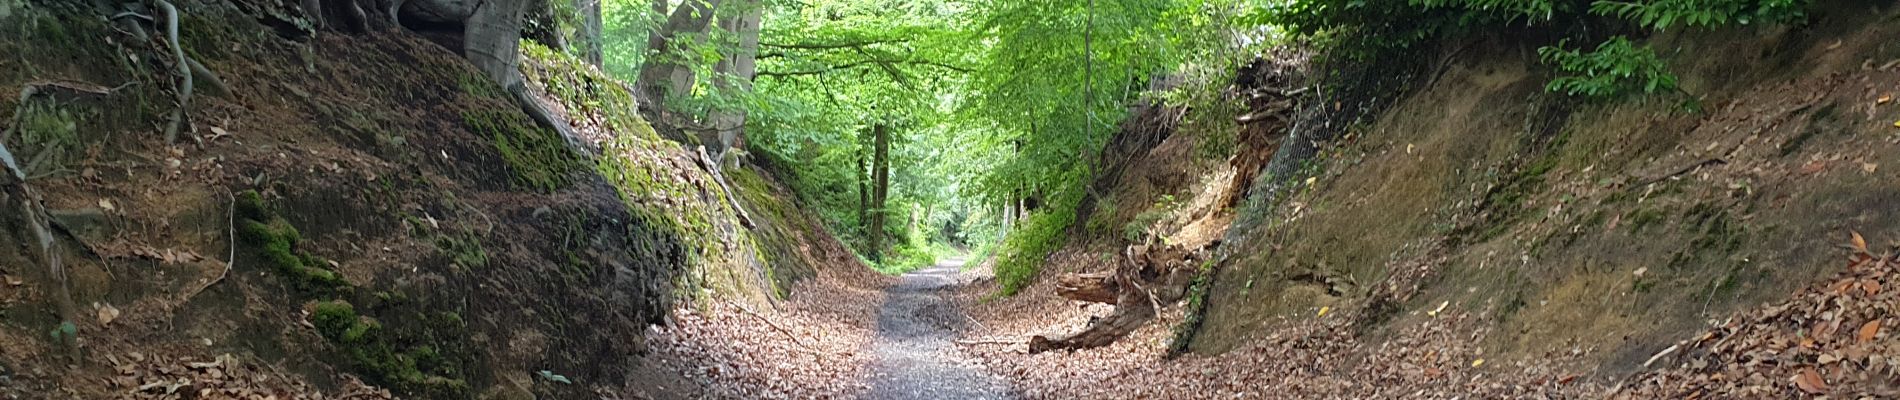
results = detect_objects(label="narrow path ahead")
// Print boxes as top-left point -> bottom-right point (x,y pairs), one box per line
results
864,257 -> 1016,399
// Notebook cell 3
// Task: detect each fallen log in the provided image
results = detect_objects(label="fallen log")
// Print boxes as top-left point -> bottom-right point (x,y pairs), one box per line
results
1029,243 -> 1207,353
1054,271 -> 1118,304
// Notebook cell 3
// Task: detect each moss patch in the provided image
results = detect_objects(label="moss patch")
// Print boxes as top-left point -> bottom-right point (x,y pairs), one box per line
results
461,110 -> 580,193
236,190 -> 348,291
310,300 -> 469,398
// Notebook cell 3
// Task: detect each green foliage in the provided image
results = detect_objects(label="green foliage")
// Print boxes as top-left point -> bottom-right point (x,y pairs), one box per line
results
1124,194 -> 1180,243
11,101 -> 79,176
1265,0 -> 1809,101
993,205 -> 1079,295
1590,0 -> 1805,29
1537,37 -> 1676,100
459,110 -> 580,194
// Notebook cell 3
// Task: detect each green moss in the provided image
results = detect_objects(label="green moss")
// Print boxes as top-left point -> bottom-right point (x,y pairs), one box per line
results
236,194 -> 347,291
11,101 -> 79,175
435,233 -> 488,270
1625,207 -> 1668,234
461,110 -> 580,193
310,300 -> 469,398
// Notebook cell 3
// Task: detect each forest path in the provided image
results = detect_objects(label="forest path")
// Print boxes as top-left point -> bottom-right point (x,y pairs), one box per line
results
863,257 -> 1017,399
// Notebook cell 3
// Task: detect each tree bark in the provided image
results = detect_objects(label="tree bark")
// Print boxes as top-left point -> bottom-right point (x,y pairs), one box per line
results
868,123 -> 890,262
574,0 -> 603,65
464,0 -> 580,145
705,0 -> 761,156
522,0 -> 566,50
463,0 -> 528,90
857,133 -> 870,241
635,0 -> 722,119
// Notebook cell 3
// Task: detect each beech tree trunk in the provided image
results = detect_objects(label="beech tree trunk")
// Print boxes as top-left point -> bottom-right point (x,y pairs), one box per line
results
574,0 -> 603,65
867,123 -> 890,261
521,0 -> 566,51
463,0 -> 528,90
705,1 -> 762,156
635,0 -> 722,119
857,134 -> 870,240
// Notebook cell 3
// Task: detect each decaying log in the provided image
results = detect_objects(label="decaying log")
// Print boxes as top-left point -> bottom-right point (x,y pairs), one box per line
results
1054,271 -> 1118,304
1029,242 -> 1209,353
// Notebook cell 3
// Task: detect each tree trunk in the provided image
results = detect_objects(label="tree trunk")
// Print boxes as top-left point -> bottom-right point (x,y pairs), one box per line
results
706,0 -> 761,156
857,135 -> 870,240
574,0 -> 603,65
868,123 -> 890,262
464,0 -> 580,145
635,0 -> 722,119
522,0 -> 566,51
463,0 -> 527,90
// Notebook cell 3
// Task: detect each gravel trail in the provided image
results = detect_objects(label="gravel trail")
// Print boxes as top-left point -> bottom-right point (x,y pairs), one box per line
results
864,258 -> 1016,400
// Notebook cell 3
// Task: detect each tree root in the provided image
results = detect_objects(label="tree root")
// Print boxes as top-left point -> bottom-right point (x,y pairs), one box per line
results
0,115 -> 78,360
179,190 -> 235,304
156,0 -> 193,144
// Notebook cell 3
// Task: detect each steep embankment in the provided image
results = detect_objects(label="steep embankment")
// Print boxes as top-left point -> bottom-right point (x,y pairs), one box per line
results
963,3 -> 1900,398
0,3 -> 868,399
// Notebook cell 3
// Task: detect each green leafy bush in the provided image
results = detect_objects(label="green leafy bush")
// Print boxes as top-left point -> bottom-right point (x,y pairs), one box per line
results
993,209 -> 1076,295
1537,37 -> 1676,100
1591,0 -> 1805,29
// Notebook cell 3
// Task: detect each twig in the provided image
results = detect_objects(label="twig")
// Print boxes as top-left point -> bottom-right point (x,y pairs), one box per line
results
954,338 -> 1022,345
1627,158 -> 1726,189
724,299 -> 809,349
180,190 -> 234,303
1641,344 -> 1681,368
962,313 -> 988,332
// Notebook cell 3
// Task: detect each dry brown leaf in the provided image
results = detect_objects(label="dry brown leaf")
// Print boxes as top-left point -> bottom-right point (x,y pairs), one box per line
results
3,274 -> 21,286
1793,367 -> 1827,394
1859,320 -> 1881,343
1851,230 -> 1869,254
98,303 -> 121,326
1800,161 -> 1827,174
1863,280 -> 1881,296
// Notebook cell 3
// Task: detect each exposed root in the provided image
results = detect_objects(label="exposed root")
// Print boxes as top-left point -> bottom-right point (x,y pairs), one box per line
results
156,0 -> 194,144
1,89 -> 78,359
179,190 -> 236,304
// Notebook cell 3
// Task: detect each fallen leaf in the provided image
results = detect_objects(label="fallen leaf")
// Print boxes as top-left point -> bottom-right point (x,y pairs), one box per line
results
97,303 -> 120,326
1304,177 -> 1316,186
1316,306 -> 1330,317
1851,230 -> 1869,253
1428,300 -> 1450,317
1860,320 -> 1881,343
1881,94 -> 1893,105
1864,163 -> 1879,173
1863,280 -> 1881,295
1800,161 -> 1827,174
1470,358 -> 1485,367
1633,267 -> 1648,278
1793,367 -> 1827,394
3,274 -> 20,286
99,198 -> 116,211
